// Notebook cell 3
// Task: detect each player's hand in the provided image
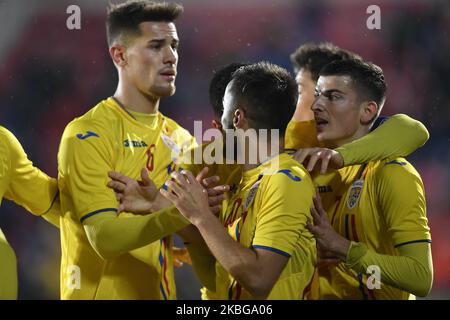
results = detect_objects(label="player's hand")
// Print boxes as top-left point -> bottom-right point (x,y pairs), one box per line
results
294,148 -> 344,174
108,168 -> 170,214
173,247 -> 192,268
160,170 -> 217,226
195,167 -> 230,215
306,194 -> 350,262
316,246 -> 340,268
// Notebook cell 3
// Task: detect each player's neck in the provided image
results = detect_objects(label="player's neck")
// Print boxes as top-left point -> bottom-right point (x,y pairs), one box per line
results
114,81 -> 160,114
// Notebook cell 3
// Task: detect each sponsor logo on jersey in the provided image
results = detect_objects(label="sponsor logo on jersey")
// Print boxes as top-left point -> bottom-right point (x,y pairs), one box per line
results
277,169 -> 301,182
124,139 -> 148,148
76,131 -> 99,140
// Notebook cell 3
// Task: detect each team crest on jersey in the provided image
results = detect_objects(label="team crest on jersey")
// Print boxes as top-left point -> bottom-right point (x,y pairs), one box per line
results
161,133 -> 181,155
347,180 -> 364,209
244,181 -> 261,209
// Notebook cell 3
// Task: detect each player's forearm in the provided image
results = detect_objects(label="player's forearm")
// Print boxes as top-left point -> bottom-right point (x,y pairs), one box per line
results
83,206 -> 190,260
292,104 -> 314,122
345,242 -> 433,297
176,225 -> 217,290
336,114 -> 429,166
185,241 -> 217,291
195,216 -> 267,297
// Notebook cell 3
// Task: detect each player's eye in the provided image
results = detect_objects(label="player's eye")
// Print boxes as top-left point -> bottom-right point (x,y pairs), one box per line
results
148,43 -> 162,50
328,94 -> 341,101
314,90 -> 320,98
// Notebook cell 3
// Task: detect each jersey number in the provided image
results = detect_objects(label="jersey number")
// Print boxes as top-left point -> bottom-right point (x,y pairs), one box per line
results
146,144 -> 156,172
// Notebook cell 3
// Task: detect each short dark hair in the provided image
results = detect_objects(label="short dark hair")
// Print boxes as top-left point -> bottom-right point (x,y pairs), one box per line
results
229,62 -> 298,135
320,59 -> 387,113
290,42 -> 361,81
209,62 -> 250,120
106,1 -> 183,46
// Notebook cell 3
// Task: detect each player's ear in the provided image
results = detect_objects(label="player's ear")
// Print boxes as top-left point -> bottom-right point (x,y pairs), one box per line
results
360,101 -> 378,125
109,44 -> 127,68
233,108 -> 247,129
211,119 -> 222,130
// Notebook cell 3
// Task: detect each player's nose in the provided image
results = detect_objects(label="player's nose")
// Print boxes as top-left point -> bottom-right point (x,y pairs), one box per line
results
163,46 -> 177,65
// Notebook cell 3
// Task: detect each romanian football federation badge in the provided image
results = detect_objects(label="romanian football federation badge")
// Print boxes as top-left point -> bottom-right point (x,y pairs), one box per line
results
347,180 -> 364,209
161,133 -> 181,155
244,181 -> 261,209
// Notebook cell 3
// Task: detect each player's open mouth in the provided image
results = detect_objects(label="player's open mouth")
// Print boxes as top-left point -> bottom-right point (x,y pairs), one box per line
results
160,69 -> 176,81
315,116 -> 329,131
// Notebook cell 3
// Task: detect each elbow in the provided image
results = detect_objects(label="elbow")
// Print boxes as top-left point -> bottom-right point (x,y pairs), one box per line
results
412,271 -> 433,298
84,225 -> 121,260
92,244 -> 120,260
398,113 -> 430,147
413,119 -> 430,148
229,265 -> 273,298
245,282 -> 272,298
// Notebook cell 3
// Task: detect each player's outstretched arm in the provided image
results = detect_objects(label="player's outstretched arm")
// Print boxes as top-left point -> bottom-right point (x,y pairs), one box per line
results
335,114 -> 429,166
293,114 -> 429,173
345,241 -> 433,297
82,206 -> 190,260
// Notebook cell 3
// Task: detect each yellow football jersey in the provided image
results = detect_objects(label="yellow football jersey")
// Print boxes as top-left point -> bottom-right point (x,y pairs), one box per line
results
0,126 -> 59,299
312,157 -> 431,300
215,153 -> 317,300
57,97 -> 196,300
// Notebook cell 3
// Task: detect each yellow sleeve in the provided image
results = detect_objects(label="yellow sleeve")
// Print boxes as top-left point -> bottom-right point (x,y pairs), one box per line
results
58,120 -> 117,221
345,241 -> 433,297
41,199 -> 61,228
2,128 -> 58,215
252,168 -> 315,256
335,114 -> 429,166
0,229 -> 18,299
377,159 -> 431,246
82,205 -> 190,260
285,119 -> 321,149
119,207 -> 190,266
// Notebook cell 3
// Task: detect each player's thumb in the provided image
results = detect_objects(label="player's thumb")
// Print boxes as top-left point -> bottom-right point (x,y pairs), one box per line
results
141,167 -> 150,184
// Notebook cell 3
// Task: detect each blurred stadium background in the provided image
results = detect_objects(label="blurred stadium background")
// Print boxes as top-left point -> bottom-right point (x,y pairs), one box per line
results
0,0 -> 448,299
